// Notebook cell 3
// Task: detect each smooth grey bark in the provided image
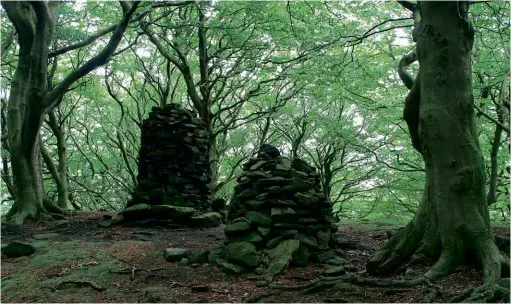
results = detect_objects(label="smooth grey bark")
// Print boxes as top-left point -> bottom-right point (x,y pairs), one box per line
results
367,1 -> 508,285
2,1 -> 140,224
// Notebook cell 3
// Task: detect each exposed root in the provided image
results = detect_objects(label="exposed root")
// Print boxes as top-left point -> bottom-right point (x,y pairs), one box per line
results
52,280 -> 105,292
366,221 -> 424,274
460,279 -> 510,303
272,274 -> 429,295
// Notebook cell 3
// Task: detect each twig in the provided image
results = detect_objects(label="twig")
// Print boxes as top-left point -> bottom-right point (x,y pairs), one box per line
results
52,280 -> 105,292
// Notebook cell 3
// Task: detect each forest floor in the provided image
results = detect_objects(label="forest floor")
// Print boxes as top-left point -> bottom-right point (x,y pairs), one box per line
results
1,211 -> 509,303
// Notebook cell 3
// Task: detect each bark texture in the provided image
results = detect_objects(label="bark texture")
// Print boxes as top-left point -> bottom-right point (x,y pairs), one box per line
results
367,1 -> 509,285
2,1 -> 140,224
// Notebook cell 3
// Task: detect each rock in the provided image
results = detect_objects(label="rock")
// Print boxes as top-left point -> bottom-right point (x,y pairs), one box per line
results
217,259 -> 247,274
256,227 -> 271,238
245,211 -> 272,226
292,245 -> 309,266
33,233 -> 60,240
324,266 -> 346,276
291,158 -> 314,173
209,247 -> 224,264
244,200 -> 267,209
224,222 -> 251,235
274,199 -> 297,207
255,267 -> 265,275
226,231 -> 263,244
2,242 -> 36,258
179,258 -> 189,266
151,205 -> 196,219
224,242 -> 260,268
315,250 -> 342,263
256,177 -> 289,188
188,212 -> 221,228
271,207 -> 297,224
295,193 -> 319,205
317,231 -> 330,250
277,229 -> 298,236
120,203 -> 152,219
294,233 -> 318,249
266,239 -> 300,281
258,144 -> 280,159
266,236 -> 289,249
187,250 -> 210,265
250,160 -> 268,171
163,196 -> 186,207
164,248 -> 188,262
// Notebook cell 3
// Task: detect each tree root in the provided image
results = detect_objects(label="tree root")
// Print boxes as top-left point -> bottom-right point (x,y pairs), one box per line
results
458,279 -> 510,303
52,280 -> 105,292
272,274 -> 429,295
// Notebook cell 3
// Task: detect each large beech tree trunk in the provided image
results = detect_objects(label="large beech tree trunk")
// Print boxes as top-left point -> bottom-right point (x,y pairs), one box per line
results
2,1 -> 140,224
367,1 -> 509,284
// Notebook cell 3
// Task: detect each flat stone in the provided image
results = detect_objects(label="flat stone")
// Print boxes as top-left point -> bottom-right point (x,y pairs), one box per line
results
2,242 -> 36,258
249,160 -> 268,171
265,239 -> 300,281
256,177 -> 289,188
209,247 -> 224,264
295,193 -> 319,205
317,231 -> 330,250
277,229 -> 298,236
120,203 -> 152,220
224,242 -> 260,268
237,189 -> 257,199
244,200 -> 266,209
294,233 -> 318,249
226,231 -> 263,244
164,248 -> 188,262
266,235 -> 290,248
271,207 -> 297,224
246,211 -> 271,226
33,233 -> 60,240
257,227 -> 271,238
274,200 -> 297,207
291,158 -> 314,174
224,222 -> 251,235
188,212 -> 221,228
188,250 -> 210,265
151,205 -> 196,219
217,259 -> 247,274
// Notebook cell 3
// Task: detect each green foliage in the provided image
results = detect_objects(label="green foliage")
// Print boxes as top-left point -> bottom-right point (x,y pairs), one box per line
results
0,1 -> 508,221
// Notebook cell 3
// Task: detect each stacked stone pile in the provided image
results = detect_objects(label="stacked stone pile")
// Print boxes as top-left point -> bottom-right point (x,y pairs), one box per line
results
112,103 -> 220,228
220,145 -> 340,277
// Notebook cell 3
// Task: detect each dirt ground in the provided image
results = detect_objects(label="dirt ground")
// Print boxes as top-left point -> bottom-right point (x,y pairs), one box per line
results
1,212 -> 509,303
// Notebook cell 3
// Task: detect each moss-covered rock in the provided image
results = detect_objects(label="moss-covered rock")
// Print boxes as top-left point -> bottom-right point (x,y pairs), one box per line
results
224,242 -> 260,268
188,212 -> 221,228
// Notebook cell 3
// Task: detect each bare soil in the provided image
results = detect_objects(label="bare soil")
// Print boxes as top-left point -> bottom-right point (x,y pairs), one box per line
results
1,212 -> 508,303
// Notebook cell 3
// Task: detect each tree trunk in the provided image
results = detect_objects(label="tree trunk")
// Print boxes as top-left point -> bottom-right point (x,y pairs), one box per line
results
367,2 -> 508,284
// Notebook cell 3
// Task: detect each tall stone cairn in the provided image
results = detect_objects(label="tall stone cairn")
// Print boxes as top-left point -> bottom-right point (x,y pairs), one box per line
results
119,103 -> 220,228
225,146 -> 338,255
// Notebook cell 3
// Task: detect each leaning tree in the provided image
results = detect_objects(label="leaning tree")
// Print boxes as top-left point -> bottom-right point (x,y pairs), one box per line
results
366,0 -> 509,294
